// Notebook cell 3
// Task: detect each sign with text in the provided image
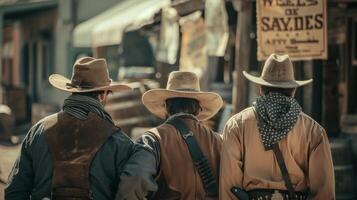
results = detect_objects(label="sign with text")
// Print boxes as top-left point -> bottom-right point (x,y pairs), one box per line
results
257,0 -> 327,61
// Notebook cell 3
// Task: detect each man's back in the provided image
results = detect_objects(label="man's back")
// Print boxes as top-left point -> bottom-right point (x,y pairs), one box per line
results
5,56 -> 157,200
143,115 -> 222,200
5,112 -> 135,199
219,107 -> 335,199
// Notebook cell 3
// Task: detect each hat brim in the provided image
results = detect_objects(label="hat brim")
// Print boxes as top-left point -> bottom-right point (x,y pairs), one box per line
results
142,89 -> 223,121
49,74 -> 132,93
243,71 -> 312,88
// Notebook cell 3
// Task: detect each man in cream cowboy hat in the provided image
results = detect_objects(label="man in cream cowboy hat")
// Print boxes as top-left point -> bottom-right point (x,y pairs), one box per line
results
5,57 -> 157,200
220,54 -> 335,200
127,71 -> 223,199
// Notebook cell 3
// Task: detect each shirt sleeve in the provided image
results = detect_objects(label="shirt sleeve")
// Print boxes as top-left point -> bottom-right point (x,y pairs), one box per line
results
136,133 -> 161,170
219,118 -> 244,200
116,134 -> 159,200
308,128 -> 335,199
5,123 -> 42,200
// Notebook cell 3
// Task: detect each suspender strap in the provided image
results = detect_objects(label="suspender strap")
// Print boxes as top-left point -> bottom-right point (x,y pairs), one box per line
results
272,144 -> 297,200
166,117 -> 218,197
254,110 -> 297,200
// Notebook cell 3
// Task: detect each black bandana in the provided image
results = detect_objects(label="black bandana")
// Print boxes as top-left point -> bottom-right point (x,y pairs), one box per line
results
253,92 -> 301,150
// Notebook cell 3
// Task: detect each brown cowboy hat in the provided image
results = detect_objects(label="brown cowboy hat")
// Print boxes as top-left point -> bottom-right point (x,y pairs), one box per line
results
243,54 -> 312,88
49,57 -> 131,93
142,71 -> 223,121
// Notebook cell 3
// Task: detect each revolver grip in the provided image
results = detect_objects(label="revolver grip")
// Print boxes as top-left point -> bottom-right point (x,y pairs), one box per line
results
230,187 -> 249,200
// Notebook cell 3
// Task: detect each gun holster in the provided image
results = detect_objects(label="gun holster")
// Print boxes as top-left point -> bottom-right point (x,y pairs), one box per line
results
231,187 -> 249,200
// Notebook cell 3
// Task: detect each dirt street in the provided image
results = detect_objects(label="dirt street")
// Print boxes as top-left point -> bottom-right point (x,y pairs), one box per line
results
0,143 -> 21,199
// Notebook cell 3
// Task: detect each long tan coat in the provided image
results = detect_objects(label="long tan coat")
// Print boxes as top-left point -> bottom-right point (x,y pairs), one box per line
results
219,107 -> 335,200
148,116 -> 222,200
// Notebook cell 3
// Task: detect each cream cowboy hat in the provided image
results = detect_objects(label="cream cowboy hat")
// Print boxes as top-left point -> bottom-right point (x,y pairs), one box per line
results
243,54 -> 312,88
49,57 -> 131,93
142,71 -> 223,121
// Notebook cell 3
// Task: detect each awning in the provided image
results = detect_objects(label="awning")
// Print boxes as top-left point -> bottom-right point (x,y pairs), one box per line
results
0,0 -> 58,14
73,0 -> 170,47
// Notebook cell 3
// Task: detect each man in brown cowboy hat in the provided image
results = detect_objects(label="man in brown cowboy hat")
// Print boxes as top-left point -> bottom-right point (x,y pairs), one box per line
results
5,57 -> 157,199
125,71 -> 223,199
220,54 -> 335,200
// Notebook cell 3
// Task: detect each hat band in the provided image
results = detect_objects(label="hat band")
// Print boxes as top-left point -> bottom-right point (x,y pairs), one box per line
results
261,77 -> 295,83
66,79 -> 112,89
66,83 -> 94,89
174,88 -> 200,92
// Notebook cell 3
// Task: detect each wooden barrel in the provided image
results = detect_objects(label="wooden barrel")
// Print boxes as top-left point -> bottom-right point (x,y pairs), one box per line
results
330,138 -> 355,200
105,82 -> 160,136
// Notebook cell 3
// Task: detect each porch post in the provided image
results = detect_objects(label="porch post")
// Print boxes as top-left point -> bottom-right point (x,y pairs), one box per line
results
232,1 -> 252,113
0,12 -> 4,103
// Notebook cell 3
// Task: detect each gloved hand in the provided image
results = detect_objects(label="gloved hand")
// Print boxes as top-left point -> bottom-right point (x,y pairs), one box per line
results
116,145 -> 158,200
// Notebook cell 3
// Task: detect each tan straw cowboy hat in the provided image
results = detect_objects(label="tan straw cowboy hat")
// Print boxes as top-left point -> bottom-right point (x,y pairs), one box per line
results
49,57 -> 131,93
243,54 -> 312,88
142,71 -> 223,121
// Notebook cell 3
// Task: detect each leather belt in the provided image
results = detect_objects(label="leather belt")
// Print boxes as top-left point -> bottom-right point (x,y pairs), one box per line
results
247,189 -> 308,200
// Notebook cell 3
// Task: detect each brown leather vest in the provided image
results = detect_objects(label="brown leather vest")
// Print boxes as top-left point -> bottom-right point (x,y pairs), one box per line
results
148,118 -> 222,200
44,112 -> 118,200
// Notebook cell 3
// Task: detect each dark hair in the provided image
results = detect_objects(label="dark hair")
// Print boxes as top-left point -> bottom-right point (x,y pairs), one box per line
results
260,86 -> 295,97
73,90 -> 106,99
165,97 -> 201,116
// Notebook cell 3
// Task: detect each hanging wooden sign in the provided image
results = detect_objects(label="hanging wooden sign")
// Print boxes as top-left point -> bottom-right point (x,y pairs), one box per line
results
257,0 -> 327,61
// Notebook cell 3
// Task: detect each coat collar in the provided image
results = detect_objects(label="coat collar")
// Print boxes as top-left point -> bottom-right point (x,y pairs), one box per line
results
166,113 -> 199,122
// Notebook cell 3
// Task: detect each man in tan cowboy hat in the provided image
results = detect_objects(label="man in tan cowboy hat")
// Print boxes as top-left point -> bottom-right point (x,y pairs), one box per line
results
5,57 -> 157,200
220,54 -> 335,200
124,71 -> 223,199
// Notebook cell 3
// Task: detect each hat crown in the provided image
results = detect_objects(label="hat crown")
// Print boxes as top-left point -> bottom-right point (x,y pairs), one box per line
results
71,57 -> 111,88
261,54 -> 295,82
166,71 -> 200,92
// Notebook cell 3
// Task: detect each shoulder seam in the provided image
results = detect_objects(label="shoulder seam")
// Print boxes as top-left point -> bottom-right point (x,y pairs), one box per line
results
300,112 -> 324,129
42,113 -> 59,131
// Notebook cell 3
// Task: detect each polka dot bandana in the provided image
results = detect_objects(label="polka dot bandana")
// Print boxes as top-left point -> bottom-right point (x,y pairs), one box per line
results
253,92 -> 301,150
